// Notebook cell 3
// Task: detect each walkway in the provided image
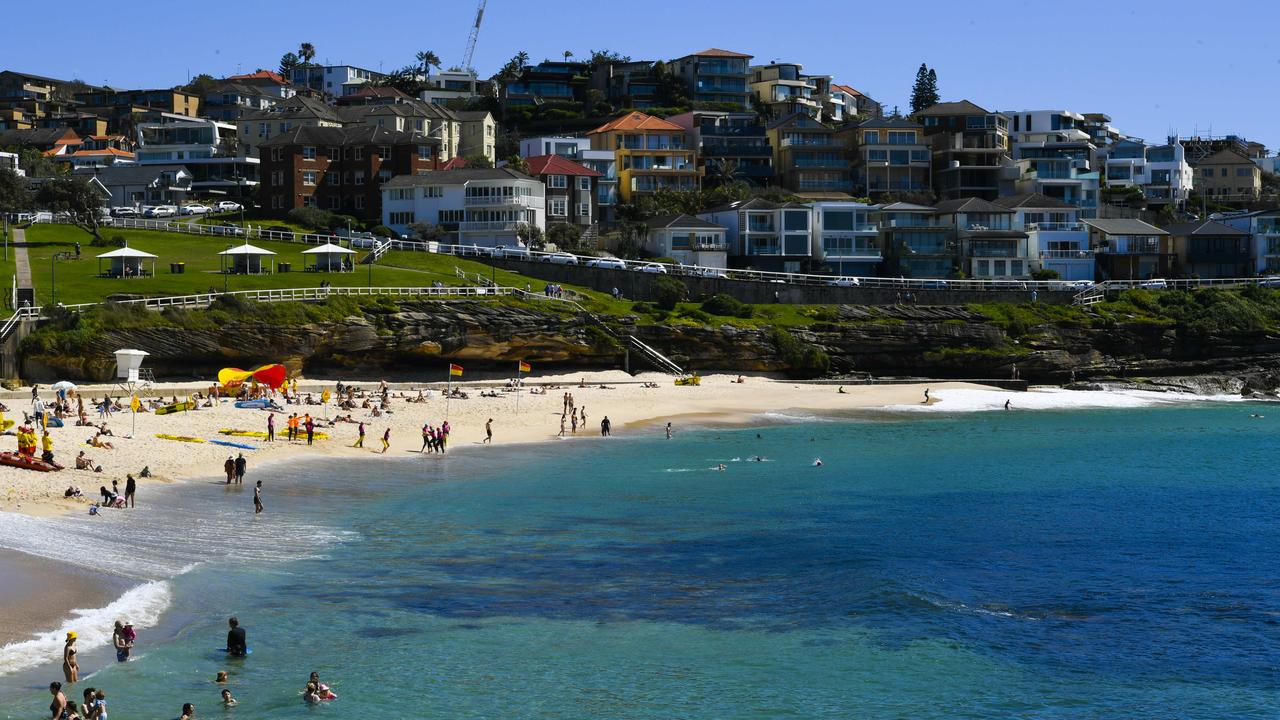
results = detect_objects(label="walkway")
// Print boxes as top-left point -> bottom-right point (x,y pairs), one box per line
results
12,227 -> 31,290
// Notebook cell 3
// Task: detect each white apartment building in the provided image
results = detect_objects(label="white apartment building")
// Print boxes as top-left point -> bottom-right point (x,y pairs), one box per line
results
0,151 -> 23,176
381,168 -> 545,246
1004,109 -> 1101,217
419,69 -> 488,105
135,116 -> 259,198
291,64 -> 387,97
995,193 -> 1093,281
519,136 -> 589,159
1102,139 -> 1194,207
644,214 -> 729,268
810,201 -> 880,276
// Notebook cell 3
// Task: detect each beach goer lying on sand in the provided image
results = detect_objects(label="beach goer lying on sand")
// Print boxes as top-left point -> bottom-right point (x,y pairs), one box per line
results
89,434 -> 115,449
64,486 -> 83,498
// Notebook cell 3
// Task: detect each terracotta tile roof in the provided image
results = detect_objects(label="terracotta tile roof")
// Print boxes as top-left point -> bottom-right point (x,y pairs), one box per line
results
683,48 -> 752,59
524,154 -> 602,177
227,70 -> 288,84
440,157 -> 468,170
64,148 -> 136,157
831,84 -> 865,98
588,111 -> 684,134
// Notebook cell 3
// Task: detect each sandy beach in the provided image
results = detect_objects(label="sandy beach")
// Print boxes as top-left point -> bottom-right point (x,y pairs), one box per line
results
0,373 -> 983,520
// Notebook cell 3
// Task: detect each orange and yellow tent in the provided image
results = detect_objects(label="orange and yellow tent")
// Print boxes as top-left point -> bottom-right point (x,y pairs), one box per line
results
217,364 -> 288,390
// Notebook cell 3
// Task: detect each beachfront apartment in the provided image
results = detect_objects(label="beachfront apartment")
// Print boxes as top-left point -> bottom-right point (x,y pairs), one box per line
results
587,112 -> 697,202
135,116 -> 259,201
260,125 -> 440,222
935,197 -> 1032,280
750,63 -> 821,120
915,100 -> 1010,201
1083,218 -> 1174,281
203,82 -> 287,122
419,69 -> 487,105
699,198 -> 815,273
811,201 -> 881,276
237,96 -> 343,156
644,214 -> 729,268
673,49 -> 753,110
1248,210 -> 1280,275
667,110 -> 773,188
995,193 -> 1093,281
524,154 -> 601,231
336,101 -> 462,161
519,136 -> 589,159
874,202 -> 955,278
590,60 -> 660,109
1004,110 -> 1100,217
767,113 -> 851,195
380,168 -> 544,246
1080,112 -> 1123,149
1101,139 -> 1193,208
1193,148 -> 1261,203
290,64 -> 387,98
1167,220 -> 1252,279
504,61 -> 590,108
849,116 -> 931,200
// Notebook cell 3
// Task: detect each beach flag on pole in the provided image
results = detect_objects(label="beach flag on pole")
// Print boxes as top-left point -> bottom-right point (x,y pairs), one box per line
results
449,363 -> 464,377
519,361 -> 531,373
130,395 -> 141,412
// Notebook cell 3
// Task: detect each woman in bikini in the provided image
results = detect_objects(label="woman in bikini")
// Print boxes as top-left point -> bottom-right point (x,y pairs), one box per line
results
62,632 -> 79,682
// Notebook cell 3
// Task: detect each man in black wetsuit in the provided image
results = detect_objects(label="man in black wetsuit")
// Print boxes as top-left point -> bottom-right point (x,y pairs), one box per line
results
226,617 -> 247,657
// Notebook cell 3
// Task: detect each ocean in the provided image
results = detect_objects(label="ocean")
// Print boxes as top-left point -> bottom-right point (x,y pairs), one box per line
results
1,394 -> 1278,717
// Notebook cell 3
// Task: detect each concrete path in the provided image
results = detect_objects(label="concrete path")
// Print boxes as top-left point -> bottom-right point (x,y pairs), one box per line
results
12,227 -> 32,291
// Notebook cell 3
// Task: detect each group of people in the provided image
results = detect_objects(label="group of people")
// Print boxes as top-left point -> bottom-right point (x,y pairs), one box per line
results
420,420 -> 451,453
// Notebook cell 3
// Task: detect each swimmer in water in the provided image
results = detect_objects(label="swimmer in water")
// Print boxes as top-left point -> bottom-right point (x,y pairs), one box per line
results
813,458 -> 823,467
716,464 -> 726,471
221,688 -> 237,707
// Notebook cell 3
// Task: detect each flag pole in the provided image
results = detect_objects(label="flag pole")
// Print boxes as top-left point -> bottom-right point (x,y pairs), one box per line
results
446,365 -> 451,421
516,361 -> 521,414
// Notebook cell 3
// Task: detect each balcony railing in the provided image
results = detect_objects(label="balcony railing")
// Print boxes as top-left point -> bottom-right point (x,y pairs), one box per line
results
797,180 -> 853,190
746,243 -> 782,255
465,195 -> 537,206
885,218 -> 939,228
1041,249 -> 1094,259
700,125 -> 765,137
459,221 -> 520,231
685,241 -> 729,251
781,137 -> 838,148
1027,222 -> 1086,232
867,182 -> 931,192
701,144 -> 771,157
793,158 -> 846,168
695,83 -> 748,94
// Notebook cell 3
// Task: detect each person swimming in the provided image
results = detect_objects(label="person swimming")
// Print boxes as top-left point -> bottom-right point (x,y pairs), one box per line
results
813,459 -> 823,467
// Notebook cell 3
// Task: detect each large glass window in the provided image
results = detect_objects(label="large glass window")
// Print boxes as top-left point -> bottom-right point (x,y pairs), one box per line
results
824,211 -> 853,231
783,211 -> 809,231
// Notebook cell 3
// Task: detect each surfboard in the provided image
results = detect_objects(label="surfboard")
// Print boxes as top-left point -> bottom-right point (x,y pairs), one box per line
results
155,434 -> 205,443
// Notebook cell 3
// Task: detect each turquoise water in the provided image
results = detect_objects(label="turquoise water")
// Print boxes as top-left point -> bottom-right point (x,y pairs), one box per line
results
3,403 -> 1279,717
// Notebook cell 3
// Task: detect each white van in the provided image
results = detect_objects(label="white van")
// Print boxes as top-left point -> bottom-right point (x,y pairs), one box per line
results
586,257 -> 626,270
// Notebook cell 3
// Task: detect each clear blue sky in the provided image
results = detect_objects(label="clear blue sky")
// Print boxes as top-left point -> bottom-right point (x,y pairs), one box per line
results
7,0 -> 1278,152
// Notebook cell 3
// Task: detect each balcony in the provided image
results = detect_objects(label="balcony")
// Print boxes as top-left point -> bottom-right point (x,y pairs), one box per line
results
781,137 -> 838,148
885,218 -> 939,228
797,180 -> 853,190
688,241 -> 729,251
695,82 -> 748,94
465,194 -> 538,207
867,182 -> 931,192
793,158 -> 847,168
1027,222 -> 1086,232
745,242 -> 781,255
631,163 -> 697,173
701,144 -> 771,157
700,125 -> 765,137
697,61 -> 748,76
459,221 -> 520,231
1041,249 -> 1095,259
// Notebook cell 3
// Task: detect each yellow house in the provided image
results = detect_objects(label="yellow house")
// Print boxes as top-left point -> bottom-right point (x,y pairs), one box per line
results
1195,148 -> 1261,202
588,112 -> 697,202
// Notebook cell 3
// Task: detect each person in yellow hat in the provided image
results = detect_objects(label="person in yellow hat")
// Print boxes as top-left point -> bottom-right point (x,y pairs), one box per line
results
63,631 -> 79,682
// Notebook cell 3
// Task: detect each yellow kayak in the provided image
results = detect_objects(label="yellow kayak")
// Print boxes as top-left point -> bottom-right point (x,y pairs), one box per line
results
674,376 -> 702,386
219,429 -> 329,440
155,434 -> 205,443
155,401 -> 195,415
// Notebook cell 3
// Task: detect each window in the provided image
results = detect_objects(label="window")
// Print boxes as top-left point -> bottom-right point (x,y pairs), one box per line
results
354,171 -> 365,185
438,209 -> 464,223
302,146 -> 316,160
378,145 -> 390,160
424,186 -> 443,198
578,203 -> 590,217
389,211 -> 415,225
303,195 -> 316,207
549,175 -> 567,189
270,148 -> 283,162
302,171 -> 317,186
353,147 -> 364,161
325,171 -> 340,185
549,198 -> 567,216
328,196 -> 340,210
377,170 -> 391,183
862,131 -> 880,144
1203,168 -> 1214,177
418,145 -> 433,161
1237,168 -> 1252,177
258,122 -> 268,137
578,177 -> 590,191
354,196 -> 365,210
388,188 -> 413,201
868,149 -> 887,162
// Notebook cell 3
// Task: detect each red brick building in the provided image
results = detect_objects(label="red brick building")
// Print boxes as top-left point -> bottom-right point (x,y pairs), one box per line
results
258,125 -> 441,222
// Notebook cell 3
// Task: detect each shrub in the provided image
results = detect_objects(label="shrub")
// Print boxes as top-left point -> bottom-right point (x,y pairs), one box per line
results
91,234 -> 127,247
701,293 -> 754,319
287,207 -> 334,230
771,327 -> 830,373
328,214 -> 360,232
370,225 -> 395,238
650,276 -> 687,310
679,308 -> 713,324
1030,268 -> 1060,280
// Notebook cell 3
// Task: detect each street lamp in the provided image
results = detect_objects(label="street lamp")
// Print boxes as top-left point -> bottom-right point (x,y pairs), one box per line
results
50,255 -> 56,306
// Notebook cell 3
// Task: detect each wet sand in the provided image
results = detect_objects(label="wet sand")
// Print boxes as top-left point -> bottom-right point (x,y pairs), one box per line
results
0,551 -> 131,648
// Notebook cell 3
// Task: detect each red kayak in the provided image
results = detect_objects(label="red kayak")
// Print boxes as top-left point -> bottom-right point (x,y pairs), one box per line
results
0,452 -> 63,472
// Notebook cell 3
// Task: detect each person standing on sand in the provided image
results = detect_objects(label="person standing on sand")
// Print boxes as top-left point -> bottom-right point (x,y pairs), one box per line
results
601,417 -> 611,437
923,388 -> 930,404
304,415 -> 314,446
125,474 -> 136,508
571,412 -> 578,434
381,427 -> 391,453
253,481 -> 263,513
558,414 -> 566,438
354,422 -> 365,448
223,456 -> 235,484
234,454 -> 246,484
420,423 -> 431,452
484,418 -> 493,444
266,413 -> 275,442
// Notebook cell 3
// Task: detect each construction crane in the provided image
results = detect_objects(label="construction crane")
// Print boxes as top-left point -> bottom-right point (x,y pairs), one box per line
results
460,0 -> 486,72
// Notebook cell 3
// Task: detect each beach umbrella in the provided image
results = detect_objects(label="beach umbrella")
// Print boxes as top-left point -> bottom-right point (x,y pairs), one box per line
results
51,381 -> 78,396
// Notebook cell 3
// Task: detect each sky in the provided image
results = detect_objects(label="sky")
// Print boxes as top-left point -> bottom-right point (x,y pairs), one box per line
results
5,0 -> 1278,152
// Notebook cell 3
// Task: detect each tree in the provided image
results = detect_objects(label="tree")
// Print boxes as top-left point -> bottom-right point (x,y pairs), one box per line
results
504,155 -> 528,174
650,276 -> 687,310
180,73 -> 219,97
563,50 -> 574,63
298,43 -> 316,67
909,63 -> 940,115
461,154 -> 493,169
408,222 -> 448,242
650,61 -> 688,109
17,147 -> 63,178
416,50 -> 441,76
278,52 -> 300,78
0,167 -> 30,214
587,49 -> 631,68
515,222 -> 544,250
546,222 -> 582,250
35,177 -> 104,239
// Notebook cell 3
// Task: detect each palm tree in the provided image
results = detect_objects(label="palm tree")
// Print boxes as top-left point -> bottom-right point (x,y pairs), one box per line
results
416,50 -> 441,77
515,51 -> 530,72
563,50 -> 574,63
298,42 -> 316,67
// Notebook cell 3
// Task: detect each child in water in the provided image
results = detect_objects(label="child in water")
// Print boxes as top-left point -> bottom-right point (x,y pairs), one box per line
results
221,688 -> 237,707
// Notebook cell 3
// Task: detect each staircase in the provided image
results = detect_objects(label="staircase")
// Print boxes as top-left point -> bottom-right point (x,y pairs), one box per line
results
579,223 -> 600,250
626,335 -> 684,376
1073,284 -> 1105,306
361,239 -> 391,264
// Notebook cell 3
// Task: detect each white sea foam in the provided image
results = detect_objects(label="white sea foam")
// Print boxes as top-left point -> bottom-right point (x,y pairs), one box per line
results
0,579 -> 171,677
884,387 -> 1247,414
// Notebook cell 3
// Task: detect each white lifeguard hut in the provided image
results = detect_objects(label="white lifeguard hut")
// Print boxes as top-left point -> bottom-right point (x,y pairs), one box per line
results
218,243 -> 276,274
114,348 -> 149,383
97,245 -> 158,278
301,243 -> 357,272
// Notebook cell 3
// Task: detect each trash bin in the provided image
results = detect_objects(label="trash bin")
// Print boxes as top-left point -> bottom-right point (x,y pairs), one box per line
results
278,262 -> 291,273
176,262 -> 185,274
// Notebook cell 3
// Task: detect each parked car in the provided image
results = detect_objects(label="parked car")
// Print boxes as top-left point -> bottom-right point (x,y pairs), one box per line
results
1258,276 -> 1280,288
826,276 -> 861,287
348,236 -> 381,249
215,201 -> 243,213
635,262 -> 668,274
208,224 -> 245,237
545,252 -> 579,265
180,203 -> 211,215
111,206 -> 138,217
686,266 -> 728,279
1048,280 -> 1095,291
1137,278 -> 1168,290
585,257 -> 627,270
144,205 -> 176,218
918,279 -> 949,289
494,245 -> 530,259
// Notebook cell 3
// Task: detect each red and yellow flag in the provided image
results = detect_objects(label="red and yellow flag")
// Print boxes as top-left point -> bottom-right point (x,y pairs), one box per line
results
518,361 -> 531,373
449,363 -> 464,377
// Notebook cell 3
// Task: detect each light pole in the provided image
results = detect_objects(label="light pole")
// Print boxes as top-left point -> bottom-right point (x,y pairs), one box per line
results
50,255 -> 56,306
